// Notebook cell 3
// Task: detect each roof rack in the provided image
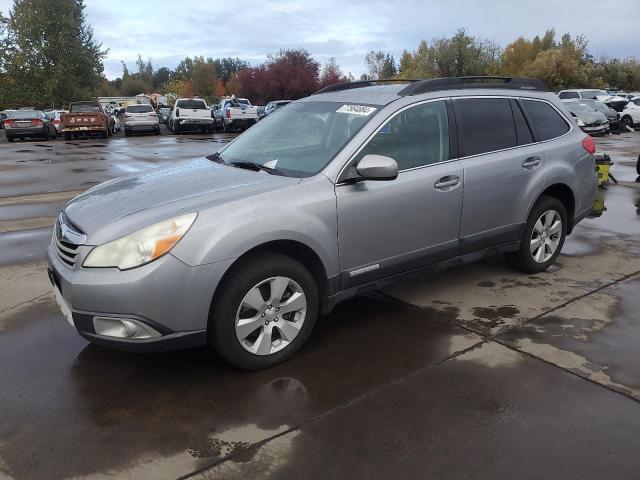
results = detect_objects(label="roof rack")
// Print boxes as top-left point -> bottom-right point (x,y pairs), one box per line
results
312,79 -> 421,96
398,76 -> 547,95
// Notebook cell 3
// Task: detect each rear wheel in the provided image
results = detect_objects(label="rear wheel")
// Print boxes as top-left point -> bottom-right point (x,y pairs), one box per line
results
622,115 -> 633,130
173,122 -> 180,135
506,196 -> 567,273
7,136 -> 14,142
209,253 -> 319,370
102,129 -> 108,139
124,129 -> 130,137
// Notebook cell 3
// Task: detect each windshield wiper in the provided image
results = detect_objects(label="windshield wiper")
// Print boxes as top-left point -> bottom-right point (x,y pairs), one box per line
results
229,161 -> 281,176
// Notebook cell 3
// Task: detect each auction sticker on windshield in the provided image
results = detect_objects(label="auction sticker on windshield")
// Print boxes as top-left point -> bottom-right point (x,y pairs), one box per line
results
336,105 -> 377,116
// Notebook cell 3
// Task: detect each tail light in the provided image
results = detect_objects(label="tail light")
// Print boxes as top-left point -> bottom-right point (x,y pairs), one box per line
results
582,136 -> 596,155
149,112 -> 157,117
4,119 -> 15,127
175,108 -> 180,117
31,119 -> 43,126
226,109 -> 231,118
53,119 -> 60,125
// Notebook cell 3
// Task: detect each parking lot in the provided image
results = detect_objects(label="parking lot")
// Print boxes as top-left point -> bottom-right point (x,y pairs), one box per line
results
1,129 -> 639,479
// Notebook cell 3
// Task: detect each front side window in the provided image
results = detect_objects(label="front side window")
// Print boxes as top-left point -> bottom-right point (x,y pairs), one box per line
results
455,98 -> 516,156
354,100 -> 449,170
220,101 -> 376,177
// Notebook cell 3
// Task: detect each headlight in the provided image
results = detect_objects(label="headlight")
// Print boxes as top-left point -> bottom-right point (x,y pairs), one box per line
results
83,213 -> 197,270
576,118 -> 585,127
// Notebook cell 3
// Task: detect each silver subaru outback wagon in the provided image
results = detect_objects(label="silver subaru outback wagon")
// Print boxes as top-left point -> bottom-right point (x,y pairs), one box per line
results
47,77 -> 598,369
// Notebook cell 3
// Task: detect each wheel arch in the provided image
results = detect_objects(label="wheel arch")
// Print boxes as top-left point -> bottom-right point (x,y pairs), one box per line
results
534,183 -> 576,232
208,239 -> 332,327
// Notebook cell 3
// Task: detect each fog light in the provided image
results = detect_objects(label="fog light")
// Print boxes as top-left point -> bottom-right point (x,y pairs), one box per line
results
93,317 -> 161,340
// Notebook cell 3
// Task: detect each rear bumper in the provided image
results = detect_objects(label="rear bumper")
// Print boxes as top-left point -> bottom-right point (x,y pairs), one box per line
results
125,121 -> 159,130
5,127 -> 47,136
62,126 -> 106,132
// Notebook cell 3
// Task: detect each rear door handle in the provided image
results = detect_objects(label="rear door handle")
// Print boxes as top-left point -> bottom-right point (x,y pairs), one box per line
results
522,156 -> 541,168
434,176 -> 461,190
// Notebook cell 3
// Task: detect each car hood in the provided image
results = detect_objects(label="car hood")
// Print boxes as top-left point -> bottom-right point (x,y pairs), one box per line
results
572,110 -> 607,123
65,157 -> 301,244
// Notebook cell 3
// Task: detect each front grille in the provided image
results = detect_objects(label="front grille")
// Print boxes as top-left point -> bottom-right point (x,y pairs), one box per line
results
54,212 -> 85,268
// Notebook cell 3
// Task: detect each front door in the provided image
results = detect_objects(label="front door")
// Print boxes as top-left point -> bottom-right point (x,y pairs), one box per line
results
335,99 -> 463,288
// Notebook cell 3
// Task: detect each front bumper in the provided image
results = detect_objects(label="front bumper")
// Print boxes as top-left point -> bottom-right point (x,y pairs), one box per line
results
47,243 -> 235,352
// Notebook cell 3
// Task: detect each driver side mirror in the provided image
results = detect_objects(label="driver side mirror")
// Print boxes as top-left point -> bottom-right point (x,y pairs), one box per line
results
356,154 -> 398,181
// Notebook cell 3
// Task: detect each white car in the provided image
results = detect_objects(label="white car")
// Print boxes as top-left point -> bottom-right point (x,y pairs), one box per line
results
168,98 -> 214,134
213,96 -> 259,132
620,97 -> 640,130
558,89 -> 628,112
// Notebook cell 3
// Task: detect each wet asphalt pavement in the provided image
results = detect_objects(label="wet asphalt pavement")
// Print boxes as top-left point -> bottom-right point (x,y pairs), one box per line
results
1,128 -> 640,479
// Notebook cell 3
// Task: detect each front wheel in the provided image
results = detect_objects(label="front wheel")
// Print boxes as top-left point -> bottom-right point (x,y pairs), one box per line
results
506,196 -> 567,273
621,116 -> 633,130
209,253 -> 319,369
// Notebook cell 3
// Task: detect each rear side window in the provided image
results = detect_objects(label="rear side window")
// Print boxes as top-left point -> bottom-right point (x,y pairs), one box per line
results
511,101 -> 534,145
126,105 -> 153,113
521,100 -> 570,141
455,98 -> 516,156
558,91 -> 580,99
356,100 -> 449,170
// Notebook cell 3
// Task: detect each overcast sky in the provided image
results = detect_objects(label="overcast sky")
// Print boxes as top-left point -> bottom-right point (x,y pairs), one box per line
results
1,0 -> 638,79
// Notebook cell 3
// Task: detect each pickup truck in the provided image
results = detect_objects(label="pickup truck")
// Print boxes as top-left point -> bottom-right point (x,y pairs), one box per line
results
168,98 -> 214,134
61,101 -> 111,140
213,97 -> 259,132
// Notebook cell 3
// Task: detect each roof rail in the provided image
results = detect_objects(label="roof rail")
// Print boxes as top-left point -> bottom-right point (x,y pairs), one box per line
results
313,79 -> 421,96
398,76 -> 547,96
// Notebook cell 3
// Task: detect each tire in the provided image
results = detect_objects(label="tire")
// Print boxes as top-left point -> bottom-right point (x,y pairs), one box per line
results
622,116 -> 633,130
102,129 -> 108,139
7,136 -> 14,142
209,252 -> 319,370
506,196 -> 567,274
124,129 -> 131,137
173,122 -> 180,135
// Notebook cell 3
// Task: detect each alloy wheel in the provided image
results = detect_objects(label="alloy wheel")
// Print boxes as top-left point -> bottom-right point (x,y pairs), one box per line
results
235,276 -> 307,355
530,210 -> 562,263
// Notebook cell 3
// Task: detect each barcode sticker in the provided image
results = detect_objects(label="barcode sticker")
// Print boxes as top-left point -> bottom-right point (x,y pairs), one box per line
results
336,105 -> 377,116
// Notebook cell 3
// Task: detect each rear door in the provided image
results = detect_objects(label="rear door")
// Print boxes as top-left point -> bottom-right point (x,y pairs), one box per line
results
454,97 -> 547,252
336,99 -> 463,287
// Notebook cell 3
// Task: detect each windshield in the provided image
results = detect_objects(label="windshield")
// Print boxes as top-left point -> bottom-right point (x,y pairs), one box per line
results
176,99 -> 207,109
70,103 -> 101,113
219,101 -> 377,177
580,90 -> 607,99
582,100 -> 609,113
567,102 -> 596,113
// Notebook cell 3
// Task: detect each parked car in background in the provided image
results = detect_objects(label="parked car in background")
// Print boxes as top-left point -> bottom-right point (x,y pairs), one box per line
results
159,107 -> 171,124
4,109 -> 57,141
61,101 -> 111,140
578,99 -> 620,131
48,77 -> 597,369
561,99 -> 609,135
558,89 -> 628,112
0,111 -> 8,129
44,110 -> 67,135
168,98 -> 213,134
259,100 -> 291,120
620,97 -> 640,130
124,104 -> 160,136
213,96 -> 259,132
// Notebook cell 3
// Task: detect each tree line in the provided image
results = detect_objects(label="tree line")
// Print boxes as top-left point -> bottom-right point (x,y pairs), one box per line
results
1,1 -> 639,110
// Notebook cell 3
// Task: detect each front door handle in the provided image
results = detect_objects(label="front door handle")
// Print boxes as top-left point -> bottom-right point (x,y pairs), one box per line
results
522,156 -> 541,168
434,176 -> 461,190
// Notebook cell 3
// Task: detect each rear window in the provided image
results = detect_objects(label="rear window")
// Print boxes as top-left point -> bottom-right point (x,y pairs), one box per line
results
126,105 -> 153,113
176,99 -> 207,109
70,104 -> 100,113
455,98 -> 516,156
558,91 -> 580,99
7,110 -> 39,119
522,100 -> 570,141
580,90 -> 607,99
